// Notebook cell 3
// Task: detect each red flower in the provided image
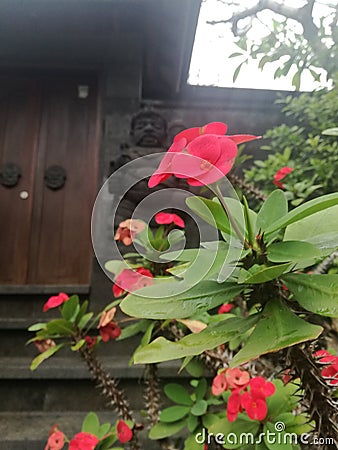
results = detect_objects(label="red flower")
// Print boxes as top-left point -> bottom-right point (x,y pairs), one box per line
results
155,212 -> 185,228
282,369 -> 292,385
241,392 -> 268,421
225,368 -> 250,390
218,303 -> 234,314
43,293 -> 69,312
314,350 -> 338,364
148,123 -> 259,187
84,335 -> 98,349
69,432 -> 99,450
117,420 -> 133,443
273,167 -> 293,189
114,219 -> 146,246
227,391 -> 242,422
44,431 -> 65,450
99,321 -> 121,342
321,363 -> 338,386
211,371 -> 228,396
249,376 -> 275,399
113,267 -> 154,297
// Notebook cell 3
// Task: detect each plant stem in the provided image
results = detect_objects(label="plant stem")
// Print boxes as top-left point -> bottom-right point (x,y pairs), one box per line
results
214,184 -> 250,249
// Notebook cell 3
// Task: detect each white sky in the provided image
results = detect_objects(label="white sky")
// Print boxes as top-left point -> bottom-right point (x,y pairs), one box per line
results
188,0 -> 335,91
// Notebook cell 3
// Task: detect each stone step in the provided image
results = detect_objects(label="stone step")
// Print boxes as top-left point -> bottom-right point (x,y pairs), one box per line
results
0,356 -> 183,380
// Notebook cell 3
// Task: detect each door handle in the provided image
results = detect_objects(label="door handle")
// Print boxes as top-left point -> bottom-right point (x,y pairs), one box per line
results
0,162 -> 21,187
44,165 -> 67,190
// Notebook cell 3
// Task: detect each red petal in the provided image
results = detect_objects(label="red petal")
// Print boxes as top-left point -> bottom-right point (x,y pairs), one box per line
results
203,122 -> 228,135
227,134 -> 260,144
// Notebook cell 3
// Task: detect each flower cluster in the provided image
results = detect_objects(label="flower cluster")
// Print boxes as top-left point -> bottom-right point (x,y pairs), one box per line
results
211,368 -> 275,422
148,122 -> 259,187
114,219 -> 146,246
314,350 -> 338,386
273,166 -> 293,189
44,420 -> 132,449
43,292 -> 69,312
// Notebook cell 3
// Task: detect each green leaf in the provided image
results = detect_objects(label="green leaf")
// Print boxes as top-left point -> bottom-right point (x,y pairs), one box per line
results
104,259 -> 129,277
30,343 -> 66,371
61,295 -> 80,322
322,127 -> 338,136
77,312 -> 93,330
184,358 -> 205,378
230,300 -> 323,367
71,339 -> 85,351
284,205 -> 338,251
149,420 -> 187,440
195,378 -> 207,401
265,193 -> 338,237
97,423 -> 112,439
82,412 -> 100,435
238,263 -> 293,284
267,241 -> 322,263
256,190 -> 288,235
76,300 -> 89,325
46,319 -> 76,336
184,433 -> 205,450
28,323 -> 47,332
282,274 -> 338,317
233,61 -> 245,82
187,414 -> 199,432
243,196 -> 255,245
186,196 -> 230,233
292,70 -> 301,91
229,52 -> 243,58
164,383 -> 193,406
191,400 -> 208,416
117,319 -> 152,340
134,315 -> 259,364
121,281 -> 244,319
159,406 -> 190,422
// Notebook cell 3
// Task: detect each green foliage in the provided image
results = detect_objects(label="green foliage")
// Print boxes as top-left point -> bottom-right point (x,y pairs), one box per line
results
244,84 -> 338,205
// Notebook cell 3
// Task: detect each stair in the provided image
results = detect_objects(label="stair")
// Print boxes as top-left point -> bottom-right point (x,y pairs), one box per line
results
0,292 -> 190,449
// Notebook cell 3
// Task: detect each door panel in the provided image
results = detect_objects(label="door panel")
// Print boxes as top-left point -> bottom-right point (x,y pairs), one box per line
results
0,82 -> 41,283
0,74 -> 99,287
28,79 -> 99,285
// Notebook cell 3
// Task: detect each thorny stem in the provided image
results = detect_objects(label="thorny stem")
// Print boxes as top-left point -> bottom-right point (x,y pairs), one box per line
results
214,184 -> 250,249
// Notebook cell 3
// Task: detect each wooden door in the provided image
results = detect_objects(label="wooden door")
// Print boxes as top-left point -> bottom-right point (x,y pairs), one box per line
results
0,73 -> 99,289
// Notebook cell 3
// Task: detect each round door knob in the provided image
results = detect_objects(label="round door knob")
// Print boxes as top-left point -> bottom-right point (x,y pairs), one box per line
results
19,191 -> 29,199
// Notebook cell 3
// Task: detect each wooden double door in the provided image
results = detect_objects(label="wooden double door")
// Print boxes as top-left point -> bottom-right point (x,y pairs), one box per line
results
0,73 -> 100,289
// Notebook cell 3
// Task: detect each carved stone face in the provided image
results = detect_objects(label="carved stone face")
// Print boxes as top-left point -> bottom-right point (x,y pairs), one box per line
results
131,111 -> 167,148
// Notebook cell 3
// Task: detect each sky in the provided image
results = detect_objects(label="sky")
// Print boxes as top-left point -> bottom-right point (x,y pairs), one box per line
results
188,0 -> 335,91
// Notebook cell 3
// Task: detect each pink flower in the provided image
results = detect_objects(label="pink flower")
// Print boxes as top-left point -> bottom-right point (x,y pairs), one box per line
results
227,391 -> 243,422
225,368 -> 250,390
241,392 -> 268,421
34,339 -> 56,353
211,371 -> 228,396
99,321 -> 121,342
249,376 -> 275,399
113,267 -> 154,297
44,431 -> 65,450
218,303 -> 234,314
273,167 -> 294,189
69,432 -> 99,450
155,212 -> 185,228
43,293 -> 69,312
117,420 -> 133,443
114,219 -> 146,246
148,123 -> 259,187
